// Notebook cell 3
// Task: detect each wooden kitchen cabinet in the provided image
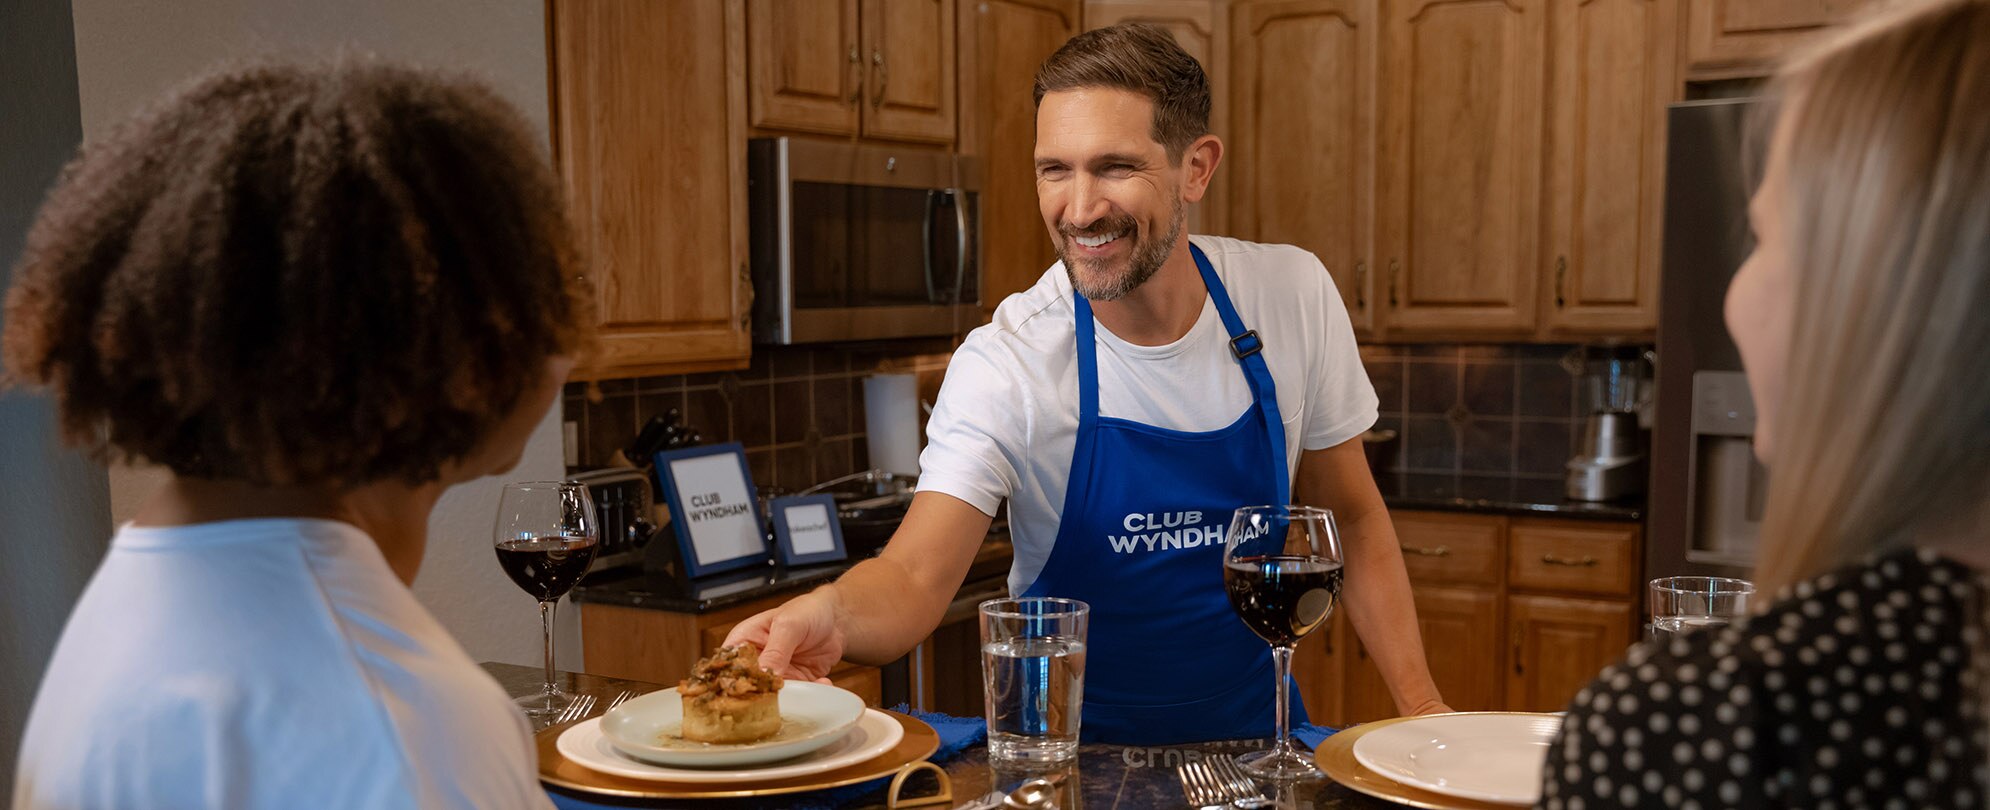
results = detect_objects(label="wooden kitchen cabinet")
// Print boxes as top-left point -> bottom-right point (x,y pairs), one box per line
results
549,0 -> 754,379
1376,0 -> 1546,336
1539,0 -> 1678,337
1506,593 -> 1633,712
1292,612 -> 1348,725
749,0 -> 956,145
1086,0 -> 1227,236
1227,0 -> 1379,337
579,599 -> 884,706
1683,0 -> 1871,78
958,0 -> 1082,315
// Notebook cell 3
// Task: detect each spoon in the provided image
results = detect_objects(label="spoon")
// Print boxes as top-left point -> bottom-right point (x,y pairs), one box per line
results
1001,774 -> 1064,809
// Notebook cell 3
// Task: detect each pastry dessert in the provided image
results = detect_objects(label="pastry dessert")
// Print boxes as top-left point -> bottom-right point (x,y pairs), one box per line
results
678,642 -> 785,743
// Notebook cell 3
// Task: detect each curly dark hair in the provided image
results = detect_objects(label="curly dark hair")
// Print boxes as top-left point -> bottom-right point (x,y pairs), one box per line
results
1032,23 -> 1211,161
2,59 -> 593,487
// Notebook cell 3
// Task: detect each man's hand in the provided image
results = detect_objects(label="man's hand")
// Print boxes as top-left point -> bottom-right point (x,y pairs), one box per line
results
723,587 -> 847,683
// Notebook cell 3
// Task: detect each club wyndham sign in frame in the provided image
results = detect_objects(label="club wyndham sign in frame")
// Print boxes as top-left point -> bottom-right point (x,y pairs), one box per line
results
652,443 -> 768,577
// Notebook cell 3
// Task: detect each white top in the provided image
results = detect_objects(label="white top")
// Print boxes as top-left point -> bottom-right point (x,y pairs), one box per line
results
919,235 -> 1378,594
13,519 -> 552,810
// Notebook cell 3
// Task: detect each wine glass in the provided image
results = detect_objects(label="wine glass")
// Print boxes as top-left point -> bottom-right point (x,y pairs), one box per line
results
494,481 -> 600,718
1223,504 -> 1343,781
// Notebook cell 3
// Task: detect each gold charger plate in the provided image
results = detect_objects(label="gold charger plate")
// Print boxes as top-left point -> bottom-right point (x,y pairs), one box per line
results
1316,712 -> 1558,810
537,709 -> 941,800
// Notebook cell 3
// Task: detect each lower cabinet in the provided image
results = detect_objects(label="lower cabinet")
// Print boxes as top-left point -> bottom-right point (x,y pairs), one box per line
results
1300,511 -> 1640,726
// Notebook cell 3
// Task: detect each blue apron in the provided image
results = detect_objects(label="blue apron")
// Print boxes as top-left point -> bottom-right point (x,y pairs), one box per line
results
1022,244 -> 1306,745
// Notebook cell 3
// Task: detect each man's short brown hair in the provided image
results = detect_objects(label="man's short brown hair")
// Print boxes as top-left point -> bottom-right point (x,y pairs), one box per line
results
1032,22 -> 1211,160
2,59 -> 592,488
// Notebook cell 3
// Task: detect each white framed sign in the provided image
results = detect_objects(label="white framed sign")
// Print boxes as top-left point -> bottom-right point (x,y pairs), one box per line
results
768,494 -> 847,567
652,442 -> 768,577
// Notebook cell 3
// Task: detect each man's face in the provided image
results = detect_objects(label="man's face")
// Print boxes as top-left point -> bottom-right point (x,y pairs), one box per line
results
1034,88 -> 1187,301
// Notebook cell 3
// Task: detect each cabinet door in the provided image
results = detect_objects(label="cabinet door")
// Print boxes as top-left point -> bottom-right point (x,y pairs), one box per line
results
1377,0 -> 1545,335
1343,584 -> 1501,722
1292,611 -> 1348,726
1228,0 -> 1379,337
1507,594 -> 1633,712
747,0 -> 861,136
1684,0 -> 1868,77
1540,0 -> 1677,336
551,0 -> 753,379
1086,0 -> 1227,235
863,0 -> 958,144
958,0 -> 1081,315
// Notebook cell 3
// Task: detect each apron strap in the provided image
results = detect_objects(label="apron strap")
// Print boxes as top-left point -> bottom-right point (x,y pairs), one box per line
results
1070,244 -> 1291,508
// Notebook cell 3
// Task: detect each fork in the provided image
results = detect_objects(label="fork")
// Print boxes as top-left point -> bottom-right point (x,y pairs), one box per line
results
1175,760 -> 1229,810
606,690 -> 637,711
552,693 -> 597,727
1207,754 -> 1273,809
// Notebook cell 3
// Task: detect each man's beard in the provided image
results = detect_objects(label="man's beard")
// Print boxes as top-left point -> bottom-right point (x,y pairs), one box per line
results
1058,197 -> 1185,302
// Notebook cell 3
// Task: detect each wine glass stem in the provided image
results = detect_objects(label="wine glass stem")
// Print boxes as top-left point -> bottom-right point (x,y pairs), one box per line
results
540,599 -> 557,696
1272,643 -> 1294,755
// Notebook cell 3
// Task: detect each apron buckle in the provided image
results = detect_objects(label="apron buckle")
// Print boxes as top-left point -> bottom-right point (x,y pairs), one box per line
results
1229,330 -> 1264,359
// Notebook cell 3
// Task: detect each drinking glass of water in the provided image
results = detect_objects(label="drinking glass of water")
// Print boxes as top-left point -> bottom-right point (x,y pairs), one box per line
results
1648,576 -> 1754,639
979,597 -> 1089,764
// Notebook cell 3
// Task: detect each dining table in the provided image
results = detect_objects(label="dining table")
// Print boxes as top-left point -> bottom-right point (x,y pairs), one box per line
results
483,662 -> 1426,809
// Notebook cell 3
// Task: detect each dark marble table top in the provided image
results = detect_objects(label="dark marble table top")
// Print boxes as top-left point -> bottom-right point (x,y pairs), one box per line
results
484,662 -> 1405,809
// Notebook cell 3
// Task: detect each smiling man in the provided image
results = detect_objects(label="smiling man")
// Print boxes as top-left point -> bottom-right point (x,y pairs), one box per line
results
729,23 -> 1448,745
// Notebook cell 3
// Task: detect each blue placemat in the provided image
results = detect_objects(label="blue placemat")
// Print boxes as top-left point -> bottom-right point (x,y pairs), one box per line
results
1293,722 -> 1339,750
549,707 -> 983,810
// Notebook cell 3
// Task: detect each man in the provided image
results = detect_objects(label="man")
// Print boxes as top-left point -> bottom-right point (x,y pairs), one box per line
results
728,23 -> 1448,744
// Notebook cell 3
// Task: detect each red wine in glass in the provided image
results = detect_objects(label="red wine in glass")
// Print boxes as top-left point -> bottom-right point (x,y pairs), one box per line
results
495,534 -> 599,601
1223,556 -> 1343,646
494,481 -> 599,719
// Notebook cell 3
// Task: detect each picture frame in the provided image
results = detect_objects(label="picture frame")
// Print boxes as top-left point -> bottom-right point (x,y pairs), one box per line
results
652,442 -> 768,578
767,494 -> 848,567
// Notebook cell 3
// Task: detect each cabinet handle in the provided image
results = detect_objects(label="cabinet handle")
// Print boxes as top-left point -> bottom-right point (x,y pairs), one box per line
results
1554,255 -> 1568,309
847,45 -> 861,104
1540,553 -> 1598,567
871,50 -> 886,110
737,261 -> 754,330
1401,544 -> 1451,557
1353,261 -> 1367,310
1388,259 -> 1400,308
1512,628 -> 1524,675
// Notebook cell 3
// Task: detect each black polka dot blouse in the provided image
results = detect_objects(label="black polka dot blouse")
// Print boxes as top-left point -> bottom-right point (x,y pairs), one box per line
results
1539,547 -> 1990,809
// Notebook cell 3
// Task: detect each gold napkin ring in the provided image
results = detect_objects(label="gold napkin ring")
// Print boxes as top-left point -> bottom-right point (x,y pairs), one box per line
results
886,760 -> 952,808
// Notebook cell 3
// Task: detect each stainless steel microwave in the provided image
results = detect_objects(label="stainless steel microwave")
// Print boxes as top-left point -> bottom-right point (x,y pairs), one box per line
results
748,137 -> 982,344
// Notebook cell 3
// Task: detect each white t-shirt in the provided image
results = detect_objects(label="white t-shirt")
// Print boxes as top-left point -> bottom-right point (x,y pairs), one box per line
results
13,518 -> 551,810
919,235 -> 1378,594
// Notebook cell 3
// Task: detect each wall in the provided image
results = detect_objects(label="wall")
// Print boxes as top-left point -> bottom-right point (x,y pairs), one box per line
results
66,0 -> 580,673
0,0 -> 114,794
1360,343 -> 1606,480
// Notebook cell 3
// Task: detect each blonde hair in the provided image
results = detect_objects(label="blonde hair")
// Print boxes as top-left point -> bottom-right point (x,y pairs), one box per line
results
1752,0 -> 1990,596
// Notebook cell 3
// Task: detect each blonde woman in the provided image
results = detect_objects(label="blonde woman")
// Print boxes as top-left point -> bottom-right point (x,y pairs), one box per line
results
1539,0 -> 1990,807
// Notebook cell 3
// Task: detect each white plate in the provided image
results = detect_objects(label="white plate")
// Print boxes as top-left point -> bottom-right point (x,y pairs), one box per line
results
1351,712 -> 1562,806
598,681 -> 866,767
558,708 -> 905,783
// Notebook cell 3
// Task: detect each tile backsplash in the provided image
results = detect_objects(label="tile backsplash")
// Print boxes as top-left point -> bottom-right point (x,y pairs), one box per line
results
564,341 -> 954,493
1360,343 -> 1598,480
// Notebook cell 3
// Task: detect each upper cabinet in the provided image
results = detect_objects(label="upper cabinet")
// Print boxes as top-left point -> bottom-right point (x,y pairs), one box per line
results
1376,0 -> 1547,336
960,0 -> 1083,316
1084,1 -> 1227,235
1540,0 -> 1679,335
550,0 -> 754,379
1227,0 -> 1379,337
750,0 -> 957,145
1684,0 -> 1872,78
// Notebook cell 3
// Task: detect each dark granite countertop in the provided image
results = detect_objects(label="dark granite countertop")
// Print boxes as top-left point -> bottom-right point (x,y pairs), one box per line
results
571,535 -> 1015,615
489,661 -> 1400,809
1377,472 -> 1644,521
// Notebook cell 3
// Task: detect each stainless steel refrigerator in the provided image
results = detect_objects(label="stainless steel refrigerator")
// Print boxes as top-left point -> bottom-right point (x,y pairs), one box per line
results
1647,98 -> 1772,581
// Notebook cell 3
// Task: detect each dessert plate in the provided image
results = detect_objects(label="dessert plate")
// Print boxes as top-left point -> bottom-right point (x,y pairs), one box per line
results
1351,712 -> 1562,806
597,681 -> 867,768
560,707 -> 903,782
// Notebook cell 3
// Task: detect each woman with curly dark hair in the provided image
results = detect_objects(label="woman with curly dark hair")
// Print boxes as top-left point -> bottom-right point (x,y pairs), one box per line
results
7,59 -> 589,809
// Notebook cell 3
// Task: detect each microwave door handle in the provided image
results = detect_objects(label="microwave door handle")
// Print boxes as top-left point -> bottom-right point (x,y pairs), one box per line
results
923,188 -> 939,304
951,188 -> 969,304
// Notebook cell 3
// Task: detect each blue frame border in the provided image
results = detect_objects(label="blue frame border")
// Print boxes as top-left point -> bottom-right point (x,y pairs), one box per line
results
767,494 -> 848,567
653,442 -> 767,578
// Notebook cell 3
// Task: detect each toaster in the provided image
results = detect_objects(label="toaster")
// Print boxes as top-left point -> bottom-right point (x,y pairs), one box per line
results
570,467 -> 660,573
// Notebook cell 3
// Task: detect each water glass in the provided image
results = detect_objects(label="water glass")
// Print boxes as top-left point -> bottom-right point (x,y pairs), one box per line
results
980,597 -> 1089,764
1648,576 -> 1754,639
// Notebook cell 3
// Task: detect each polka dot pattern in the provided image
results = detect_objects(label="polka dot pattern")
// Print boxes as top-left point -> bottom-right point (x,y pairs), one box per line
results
1538,548 -> 1990,809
